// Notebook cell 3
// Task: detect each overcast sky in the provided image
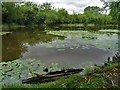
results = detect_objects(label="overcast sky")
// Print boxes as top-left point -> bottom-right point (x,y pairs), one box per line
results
28,0 -> 104,14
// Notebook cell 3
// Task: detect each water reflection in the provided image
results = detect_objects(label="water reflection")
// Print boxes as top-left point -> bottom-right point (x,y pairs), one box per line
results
47,25 -> 118,31
2,35 -> 27,61
2,29 -> 64,61
2,26 -> 119,67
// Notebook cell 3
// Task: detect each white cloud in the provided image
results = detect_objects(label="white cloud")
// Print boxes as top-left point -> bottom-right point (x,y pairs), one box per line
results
28,0 -> 104,14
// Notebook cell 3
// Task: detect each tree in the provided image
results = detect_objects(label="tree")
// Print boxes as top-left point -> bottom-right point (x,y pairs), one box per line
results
101,0 -> 120,27
2,1 -> 116,28
39,2 -> 53,10
44,10 -> 59,25
83,6 -> 113,25
57,8 -> 68,23
34,12 -> 46,25
84,6 -> 101,15
68,14 -> 79,24
77,14 -> 87,24
109,2 -> 120,26
2,2 -> 17,24
83,6 -> 102,25
19,2 -> 39,25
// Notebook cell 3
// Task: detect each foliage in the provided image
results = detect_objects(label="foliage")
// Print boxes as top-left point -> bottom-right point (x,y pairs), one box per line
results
39,2 -> 53,10
2,2 -> 17,24
84,6 -> 101,14
101,1 -> 120,26
0,59 -> 60,85
2,1 -> 118,27
34,12 -> 46,25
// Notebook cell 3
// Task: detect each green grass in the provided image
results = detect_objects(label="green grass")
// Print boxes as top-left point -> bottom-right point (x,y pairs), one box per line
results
85,63 -> 119,75
2,74 -> 113,88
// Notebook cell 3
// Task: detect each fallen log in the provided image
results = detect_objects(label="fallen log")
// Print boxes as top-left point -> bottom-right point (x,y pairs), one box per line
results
22,68 -> 84,84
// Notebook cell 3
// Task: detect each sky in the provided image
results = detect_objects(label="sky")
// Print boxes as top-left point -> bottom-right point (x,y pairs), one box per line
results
28,0 -> 105,14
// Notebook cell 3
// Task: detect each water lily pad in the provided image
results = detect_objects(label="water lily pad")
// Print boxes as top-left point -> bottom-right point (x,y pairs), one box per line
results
58,48 -> 65,51
1,59 -> 47,85
46,30 -> 119,51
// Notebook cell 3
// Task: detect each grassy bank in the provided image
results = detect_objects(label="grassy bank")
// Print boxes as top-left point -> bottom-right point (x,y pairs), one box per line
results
2,56 -> 120,89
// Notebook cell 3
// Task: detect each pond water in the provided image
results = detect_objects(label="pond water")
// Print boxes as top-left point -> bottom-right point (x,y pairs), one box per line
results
2,26 -> 119,67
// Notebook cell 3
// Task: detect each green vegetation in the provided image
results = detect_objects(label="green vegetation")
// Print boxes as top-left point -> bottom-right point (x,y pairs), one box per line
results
1,0 -> 120,89
2,75 -> 113,88
1,52 -> 120,88
2,58 -> 120,88
0,32 -> 11,35
0,59 -> 60,85
46,30 -> 119,51
103,2 -> 120,25
2,1 -> 119,28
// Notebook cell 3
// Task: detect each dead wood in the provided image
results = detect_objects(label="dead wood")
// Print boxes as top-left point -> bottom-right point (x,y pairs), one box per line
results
22,68 -> 84,84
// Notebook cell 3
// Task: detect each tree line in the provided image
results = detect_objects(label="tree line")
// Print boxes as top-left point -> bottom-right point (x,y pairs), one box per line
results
2,1 -> 120,27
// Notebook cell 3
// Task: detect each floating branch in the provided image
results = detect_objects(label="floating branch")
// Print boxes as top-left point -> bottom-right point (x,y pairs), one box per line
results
22,68 -> 84,84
